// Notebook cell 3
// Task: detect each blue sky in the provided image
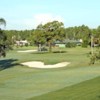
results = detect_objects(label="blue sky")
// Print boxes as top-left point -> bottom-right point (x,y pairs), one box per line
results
0,0 -> 100,30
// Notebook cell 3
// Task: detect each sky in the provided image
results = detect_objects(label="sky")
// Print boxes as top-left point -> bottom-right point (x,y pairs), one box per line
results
0,0 -> 100,30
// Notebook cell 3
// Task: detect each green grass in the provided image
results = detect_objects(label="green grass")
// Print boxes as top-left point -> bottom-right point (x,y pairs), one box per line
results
5,46 -> 91,64
0,46 -> 100,100
29,76 -> 100,100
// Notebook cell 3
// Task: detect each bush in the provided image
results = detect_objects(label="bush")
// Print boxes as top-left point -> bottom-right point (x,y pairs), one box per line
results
82,40 -> 88,48
65,42 -> 76,48
41,47 -> 48,51
89,49 -> 100,64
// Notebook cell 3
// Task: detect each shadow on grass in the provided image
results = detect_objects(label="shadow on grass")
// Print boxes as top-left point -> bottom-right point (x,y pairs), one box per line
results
0,59 -> 19,71
98,95 -> 100,99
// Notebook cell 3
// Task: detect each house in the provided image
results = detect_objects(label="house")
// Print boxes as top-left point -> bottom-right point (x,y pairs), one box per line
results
15,40 -> 30,47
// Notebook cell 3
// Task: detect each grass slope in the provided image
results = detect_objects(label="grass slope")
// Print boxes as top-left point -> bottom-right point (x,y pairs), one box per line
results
29,76 -> 100,100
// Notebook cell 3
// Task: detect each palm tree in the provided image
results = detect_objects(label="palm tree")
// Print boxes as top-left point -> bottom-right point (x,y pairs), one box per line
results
0,18 -> 6,57
0,18 -> 6,27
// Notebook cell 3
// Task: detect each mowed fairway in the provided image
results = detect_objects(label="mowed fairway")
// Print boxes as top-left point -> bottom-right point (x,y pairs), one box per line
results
0,47 -> 100,100
29,76 -> 100,100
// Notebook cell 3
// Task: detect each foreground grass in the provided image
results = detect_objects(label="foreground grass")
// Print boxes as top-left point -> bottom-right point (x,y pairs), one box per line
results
0,65 -> 100,100
29,76 -> 100,100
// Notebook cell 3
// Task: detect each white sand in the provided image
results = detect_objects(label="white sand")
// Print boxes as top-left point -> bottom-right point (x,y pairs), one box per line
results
21,61 -> 70,69
17,50 -> 37,53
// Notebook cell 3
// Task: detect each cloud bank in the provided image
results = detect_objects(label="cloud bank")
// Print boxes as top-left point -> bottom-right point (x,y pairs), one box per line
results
6,13 -> 64,30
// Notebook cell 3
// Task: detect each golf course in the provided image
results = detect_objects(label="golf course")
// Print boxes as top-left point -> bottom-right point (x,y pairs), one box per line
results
0,46 -> 100,100
1,0 -> 100,100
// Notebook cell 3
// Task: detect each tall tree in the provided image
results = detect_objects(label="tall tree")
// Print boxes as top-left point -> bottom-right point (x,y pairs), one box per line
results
33,21 -> 65,52
33,26 -> 46,51
0,18 -> 7,57
43,21 -> 65,52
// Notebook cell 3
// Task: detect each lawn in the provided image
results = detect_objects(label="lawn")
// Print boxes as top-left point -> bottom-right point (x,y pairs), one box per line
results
0,46 -> 100,100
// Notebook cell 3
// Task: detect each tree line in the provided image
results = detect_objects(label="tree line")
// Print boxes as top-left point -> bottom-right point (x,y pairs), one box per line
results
3,21 -> 100,49
0,19 -> 100,52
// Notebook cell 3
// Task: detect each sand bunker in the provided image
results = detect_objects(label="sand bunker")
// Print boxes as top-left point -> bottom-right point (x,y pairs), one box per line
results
17,50 -> 37,53
21,61 -> 70,69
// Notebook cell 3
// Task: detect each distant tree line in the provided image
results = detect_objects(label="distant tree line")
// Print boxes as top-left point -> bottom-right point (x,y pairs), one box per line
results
3,22 -> 100,49
1,19 -> 100,52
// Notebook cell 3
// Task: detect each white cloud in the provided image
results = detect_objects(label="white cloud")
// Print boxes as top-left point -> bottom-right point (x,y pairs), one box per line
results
33,13 -> 64,28
6,13 -> 64,30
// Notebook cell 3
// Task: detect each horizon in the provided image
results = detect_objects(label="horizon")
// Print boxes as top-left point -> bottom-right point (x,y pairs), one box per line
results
0,0 -> 100,30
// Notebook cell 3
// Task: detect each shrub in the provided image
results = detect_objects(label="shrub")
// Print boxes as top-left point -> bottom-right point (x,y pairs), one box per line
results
89,48 -> 100,64
82,40 -> 88,47
65,42 -> 76,48
41,47 -> 48,51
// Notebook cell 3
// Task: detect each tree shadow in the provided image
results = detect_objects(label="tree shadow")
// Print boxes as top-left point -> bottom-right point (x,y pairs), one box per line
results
98,95 -> 100,99
0,59 -> 19,71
